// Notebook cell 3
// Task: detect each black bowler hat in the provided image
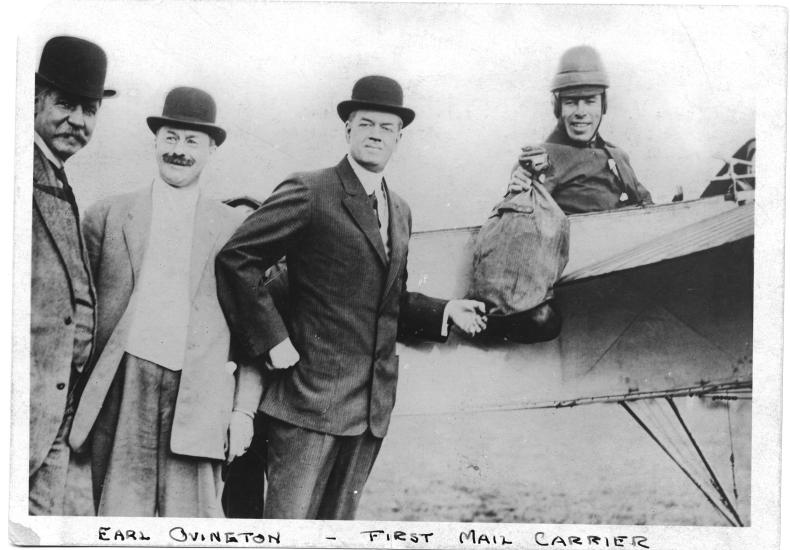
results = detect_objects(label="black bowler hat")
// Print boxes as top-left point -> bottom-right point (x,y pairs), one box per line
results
337,75 -> 415,128
146,87 -> 227,146
36,36 -> 115,99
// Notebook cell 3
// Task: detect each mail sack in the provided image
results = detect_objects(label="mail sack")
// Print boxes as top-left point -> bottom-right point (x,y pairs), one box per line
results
469,182 -> 570,316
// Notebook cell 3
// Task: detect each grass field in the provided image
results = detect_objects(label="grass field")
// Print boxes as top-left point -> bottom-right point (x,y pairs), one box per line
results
64,396 -> 750,525
359,398 -> 751,525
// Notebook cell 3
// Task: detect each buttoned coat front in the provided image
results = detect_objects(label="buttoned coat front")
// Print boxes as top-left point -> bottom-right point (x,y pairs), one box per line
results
216,157 -> 447,439
30,145 -> 97,476
69,185 -> 260,460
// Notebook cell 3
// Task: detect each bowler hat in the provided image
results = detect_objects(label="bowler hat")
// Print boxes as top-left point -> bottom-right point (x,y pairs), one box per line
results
337,75 -> 415,128
147,87 -> 227,146
36,35 -> 116,99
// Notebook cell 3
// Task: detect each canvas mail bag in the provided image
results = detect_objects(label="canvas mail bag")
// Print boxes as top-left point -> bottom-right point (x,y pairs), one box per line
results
469,182 -> 570,316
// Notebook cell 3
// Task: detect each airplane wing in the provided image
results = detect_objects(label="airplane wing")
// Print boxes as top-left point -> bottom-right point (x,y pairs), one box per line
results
395,196 -> 754,415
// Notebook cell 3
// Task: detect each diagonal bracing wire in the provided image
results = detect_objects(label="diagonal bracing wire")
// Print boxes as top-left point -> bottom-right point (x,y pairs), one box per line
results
619,401 -> 737,527
726,400 -> 739,500
640,400 -> 710,487
665,397 -> 743,526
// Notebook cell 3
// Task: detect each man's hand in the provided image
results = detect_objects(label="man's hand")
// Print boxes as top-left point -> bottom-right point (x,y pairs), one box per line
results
447,300 -> 488,336
268,337 -> 300,370
227,410 -> 254,463
508,165 -> 533,194
508,145 -> 549,194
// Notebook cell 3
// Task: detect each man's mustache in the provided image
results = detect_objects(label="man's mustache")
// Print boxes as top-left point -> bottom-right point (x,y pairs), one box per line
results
162,153 -> 195,167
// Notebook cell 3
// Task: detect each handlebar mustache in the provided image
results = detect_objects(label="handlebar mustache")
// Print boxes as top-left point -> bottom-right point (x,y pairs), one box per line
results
162,154 -> 195,167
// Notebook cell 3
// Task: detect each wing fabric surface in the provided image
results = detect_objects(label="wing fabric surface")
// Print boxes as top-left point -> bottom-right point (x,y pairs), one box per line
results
396,198 -> 753,415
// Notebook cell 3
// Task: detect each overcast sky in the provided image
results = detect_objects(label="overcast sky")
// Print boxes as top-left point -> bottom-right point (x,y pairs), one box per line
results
19,2 -> 782,231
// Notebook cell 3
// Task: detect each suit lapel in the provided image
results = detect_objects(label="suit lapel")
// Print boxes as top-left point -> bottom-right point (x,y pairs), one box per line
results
121,186 -> 153,285
32,188 -> 73,278
337,158 -> 388,266
32,147 -> 71,276
380,186 -> 409,304
188,196 -> 222,300
32,147 -> 97,300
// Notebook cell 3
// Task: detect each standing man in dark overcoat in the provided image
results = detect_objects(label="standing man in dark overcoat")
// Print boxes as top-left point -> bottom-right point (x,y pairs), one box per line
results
216,75 -> 487,520
29,35 -> 115,515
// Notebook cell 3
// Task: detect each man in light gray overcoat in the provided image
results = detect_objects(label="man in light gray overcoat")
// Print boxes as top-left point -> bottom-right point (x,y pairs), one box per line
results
69,87 -> 262,517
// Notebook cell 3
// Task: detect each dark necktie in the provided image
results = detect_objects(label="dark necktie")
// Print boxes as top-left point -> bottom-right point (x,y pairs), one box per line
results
53,164 -> 76,203
368,191 -> 381,228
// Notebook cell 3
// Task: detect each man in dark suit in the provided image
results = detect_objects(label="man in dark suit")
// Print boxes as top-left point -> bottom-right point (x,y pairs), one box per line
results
216,75 -> 486,519
29,35 -> 115,515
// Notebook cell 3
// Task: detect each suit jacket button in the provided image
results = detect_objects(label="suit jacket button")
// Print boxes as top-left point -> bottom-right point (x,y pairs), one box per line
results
64,316 -> 73,325
56,382 -> 66,390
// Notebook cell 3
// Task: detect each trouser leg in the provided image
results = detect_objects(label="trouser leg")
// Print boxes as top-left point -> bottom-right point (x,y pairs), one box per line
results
29,389 -> 76,515
262,416 -> 339,519
317,430 -> 383,520
262,415 -> 382,520
95,355 -> 161,516
95,355 -> 224,517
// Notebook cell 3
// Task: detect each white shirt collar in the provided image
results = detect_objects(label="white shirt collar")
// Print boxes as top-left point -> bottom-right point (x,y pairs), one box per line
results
347,154 -> 384,196
34,132 -> 63,170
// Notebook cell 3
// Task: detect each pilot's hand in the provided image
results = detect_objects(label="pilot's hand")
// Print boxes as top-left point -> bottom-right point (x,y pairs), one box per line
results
447,300 -> 488,336
507,165 -> 533,194
509,145 -> 549,194
268,337 -> 300,370
227,410 -> 254,463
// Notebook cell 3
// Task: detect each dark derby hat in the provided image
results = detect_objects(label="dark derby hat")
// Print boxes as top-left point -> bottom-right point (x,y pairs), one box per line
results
36,36 -> 116,99
337,75 -> 415,128
146,87 -> 227,146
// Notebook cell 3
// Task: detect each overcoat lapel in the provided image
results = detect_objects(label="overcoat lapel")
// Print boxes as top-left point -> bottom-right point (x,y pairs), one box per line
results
337,158 -> 388,266
188,197 -> 222,300
32,148 -> 71,284
380,186 -> 409,306
121,186 -> 152,285
32,147 -> 97,310
33,190 -> 72,280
